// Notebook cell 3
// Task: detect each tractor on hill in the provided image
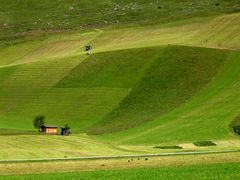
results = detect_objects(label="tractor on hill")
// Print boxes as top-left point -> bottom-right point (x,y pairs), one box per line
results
85,45 -> 92,51
85,45 -> 92,56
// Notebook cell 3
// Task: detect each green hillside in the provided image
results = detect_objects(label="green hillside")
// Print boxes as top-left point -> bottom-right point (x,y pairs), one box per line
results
0,0 -> 239,38
89,46 -> 229,134
99,50 -> 240,144
0,1 -> 239,159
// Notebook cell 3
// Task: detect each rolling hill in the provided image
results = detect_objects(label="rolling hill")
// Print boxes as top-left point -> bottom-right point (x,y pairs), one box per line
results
0,0 -> 239,156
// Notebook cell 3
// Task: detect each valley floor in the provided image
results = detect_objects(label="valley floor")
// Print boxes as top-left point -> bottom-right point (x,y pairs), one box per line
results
1,162 -> 240,179
0,152 -> 240,176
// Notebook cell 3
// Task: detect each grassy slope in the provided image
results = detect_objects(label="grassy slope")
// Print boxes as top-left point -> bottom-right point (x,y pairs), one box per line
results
1,13 -> 239,67
0,57 -> 129,130
100,50 -> 240,144
91,13 -> 240,52
0,0 -> 239,38
0,11 -> 239,149
2,162 -> 240,179
57,47 -> 158,88
89,46 -> 228,134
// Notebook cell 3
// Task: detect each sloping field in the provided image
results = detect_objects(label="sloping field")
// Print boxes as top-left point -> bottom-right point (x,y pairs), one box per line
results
0,12 -> 239,151
89,46 -> 229,134
0,56 -> 129,130
0,13 -> 239,67
100,50 -> 240,144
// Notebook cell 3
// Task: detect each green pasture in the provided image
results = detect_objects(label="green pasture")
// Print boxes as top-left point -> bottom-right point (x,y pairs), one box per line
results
0,3 -> 239,163
0,13 -> 239,143
1,162 -> 240,179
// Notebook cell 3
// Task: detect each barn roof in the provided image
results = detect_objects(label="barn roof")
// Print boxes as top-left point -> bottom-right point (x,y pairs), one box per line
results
41,124 -> 58,128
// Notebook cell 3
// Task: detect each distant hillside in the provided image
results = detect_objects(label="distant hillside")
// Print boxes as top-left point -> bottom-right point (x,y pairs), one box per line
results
0,0 -> 239,38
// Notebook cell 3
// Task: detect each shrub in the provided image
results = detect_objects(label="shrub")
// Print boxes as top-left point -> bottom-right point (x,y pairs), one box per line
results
230,114 -> 240,135
154,146 -> 182,149
193,140 -> 216,146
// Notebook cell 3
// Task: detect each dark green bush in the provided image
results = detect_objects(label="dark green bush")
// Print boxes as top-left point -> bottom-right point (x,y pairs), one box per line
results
230,114 -> 240,135
193,140 -> 216,146
154,146 -> 182,149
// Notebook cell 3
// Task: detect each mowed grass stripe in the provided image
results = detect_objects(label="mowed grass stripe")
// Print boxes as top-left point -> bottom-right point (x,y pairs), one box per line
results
57,47 -> 160,88
90,46 -> 228,134
1,88 -> 130,130
99,50 -> 240,144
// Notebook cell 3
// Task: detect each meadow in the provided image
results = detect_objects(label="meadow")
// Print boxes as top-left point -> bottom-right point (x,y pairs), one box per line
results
0,0 -> 240,176
0,13 -> 239,139
1,162 -> 240,179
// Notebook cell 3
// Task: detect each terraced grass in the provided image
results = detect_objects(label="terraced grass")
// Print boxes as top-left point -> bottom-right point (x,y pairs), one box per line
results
2,162 -> 240,180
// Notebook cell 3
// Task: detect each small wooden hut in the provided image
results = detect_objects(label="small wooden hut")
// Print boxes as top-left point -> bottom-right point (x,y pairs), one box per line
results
41,124 -> 58,134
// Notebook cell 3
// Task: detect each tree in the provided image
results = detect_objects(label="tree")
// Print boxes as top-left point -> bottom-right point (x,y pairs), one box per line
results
33,115 -> 46,132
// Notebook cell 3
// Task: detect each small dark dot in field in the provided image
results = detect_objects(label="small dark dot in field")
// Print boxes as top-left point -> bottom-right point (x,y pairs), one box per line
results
102,164 -> 105,166
128,160 -> 131,163
131,158 -> 133,161
215,3 -> 220,6
64,156 -> 67,158
145,158 -> 148,161
138,158 -> 140,160
158,6 -> 162,9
